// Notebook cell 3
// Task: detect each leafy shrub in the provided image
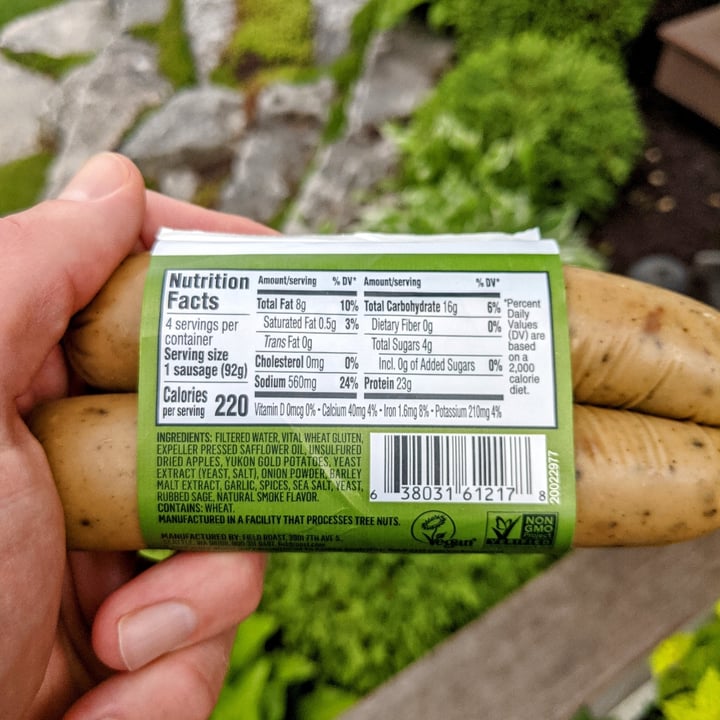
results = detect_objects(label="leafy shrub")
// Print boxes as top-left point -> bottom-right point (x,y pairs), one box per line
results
211,613 -> 321,720
259,551 -> 554,696
386,32 -> 644,223
428,0 -> 655,61
211,551 -> 555,718
360,122 -> 604,268
345,0 -> 654,63
647,600 -> 720,719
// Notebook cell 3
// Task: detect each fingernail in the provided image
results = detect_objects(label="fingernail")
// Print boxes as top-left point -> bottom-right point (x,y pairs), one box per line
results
58,152 -> 131,202
118,601 -> 198,670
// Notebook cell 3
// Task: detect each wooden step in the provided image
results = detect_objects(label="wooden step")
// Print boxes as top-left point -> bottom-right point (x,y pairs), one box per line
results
341,531 -> 720,720
654,5 -> 720,127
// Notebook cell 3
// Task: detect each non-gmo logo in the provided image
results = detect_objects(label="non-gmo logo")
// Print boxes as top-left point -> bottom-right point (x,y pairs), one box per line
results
410,511 -> 475,549
484,512 -> 558,547
490,514 -> 522,541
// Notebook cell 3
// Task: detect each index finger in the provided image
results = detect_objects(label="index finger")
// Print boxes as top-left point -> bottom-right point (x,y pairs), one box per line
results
141,190 -> 278,249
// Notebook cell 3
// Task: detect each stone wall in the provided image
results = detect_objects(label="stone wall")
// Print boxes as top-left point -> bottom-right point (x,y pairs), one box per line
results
0,0 -> 453,232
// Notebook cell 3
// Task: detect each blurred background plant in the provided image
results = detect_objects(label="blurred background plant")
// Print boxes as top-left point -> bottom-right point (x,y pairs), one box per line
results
0,0 -> 649,268
356,29 -> 645,268
576,601 -> 720,719
211,0 -> 315,89
130,0 -> 197,89
209,551 -> 555,719
643,600 -> 720,719
427,0 -> 655,61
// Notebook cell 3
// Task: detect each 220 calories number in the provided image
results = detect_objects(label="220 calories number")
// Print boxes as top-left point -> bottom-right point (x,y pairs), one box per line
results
214,393 -> 249,417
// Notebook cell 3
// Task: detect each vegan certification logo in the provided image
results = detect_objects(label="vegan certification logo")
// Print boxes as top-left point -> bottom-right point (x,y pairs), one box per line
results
411,511 -> 476,549
484,512 -> 558,547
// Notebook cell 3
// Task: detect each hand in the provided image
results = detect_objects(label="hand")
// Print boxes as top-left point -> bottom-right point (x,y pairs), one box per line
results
0,153 -> 269,720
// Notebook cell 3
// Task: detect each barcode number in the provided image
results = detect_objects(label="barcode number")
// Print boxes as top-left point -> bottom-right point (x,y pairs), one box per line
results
370,433 -> 548,503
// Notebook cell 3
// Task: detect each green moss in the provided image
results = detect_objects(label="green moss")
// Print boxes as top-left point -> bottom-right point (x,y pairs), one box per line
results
156,0 -> 196,88
324,0 -> 430,140
0,0 -> 58,29
214,0 -> 312,88
0,151 -> 53,215
231,0 -> 312,64
1,48 -> 93,79
129,23 -> 158,45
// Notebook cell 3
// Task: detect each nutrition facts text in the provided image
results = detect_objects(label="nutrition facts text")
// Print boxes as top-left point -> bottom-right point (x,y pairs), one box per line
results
156,269 -> 558,427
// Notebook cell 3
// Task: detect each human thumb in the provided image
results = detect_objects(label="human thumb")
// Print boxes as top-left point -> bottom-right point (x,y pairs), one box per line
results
57,152 -> 141,203
0,153 -> 146,401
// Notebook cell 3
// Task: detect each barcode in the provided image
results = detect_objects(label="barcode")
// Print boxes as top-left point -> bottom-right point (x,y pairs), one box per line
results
370,433 -> 547,503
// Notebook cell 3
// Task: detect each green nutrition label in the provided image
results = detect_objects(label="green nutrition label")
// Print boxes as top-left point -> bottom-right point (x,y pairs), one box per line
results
137,229 -> 575,553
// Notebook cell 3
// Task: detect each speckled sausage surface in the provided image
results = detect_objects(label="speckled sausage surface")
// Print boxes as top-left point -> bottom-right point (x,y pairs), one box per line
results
565,266 -> 720,425
573,404 -> 720,546
65,252 -> 149,392
28,393 -> 144,551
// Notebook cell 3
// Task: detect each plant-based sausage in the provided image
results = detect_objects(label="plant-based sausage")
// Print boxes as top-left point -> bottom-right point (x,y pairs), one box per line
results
28,394 -> 720,550
29,393 -> 144,550
565,266 -> 720,425
65,252 -> 149,392
64,254 -> 720,425
573,403 -> 720,546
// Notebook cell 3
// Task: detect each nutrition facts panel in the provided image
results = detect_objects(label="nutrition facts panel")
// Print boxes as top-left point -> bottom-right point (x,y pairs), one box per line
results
155,267 -> 558,428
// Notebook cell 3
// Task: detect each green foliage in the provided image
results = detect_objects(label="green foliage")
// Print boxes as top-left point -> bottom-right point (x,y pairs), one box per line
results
389,32 -> 643,223
360,123 -> 604,268
131,0 -> 196,89
211,613 -> 318,720
647,601 -> 720,719
662,669 -> 720,720
0,0 -> 57,29
296,684 -> 359,720
568,604 -> 720,720
428,0 -> 655,61
214,0 -> 313,87
0,152 -> 53,216
260,551 -> 554,696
